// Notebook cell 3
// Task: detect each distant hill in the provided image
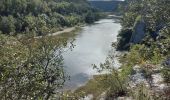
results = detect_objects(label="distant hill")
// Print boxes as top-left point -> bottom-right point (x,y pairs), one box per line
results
88,1 -> 123,12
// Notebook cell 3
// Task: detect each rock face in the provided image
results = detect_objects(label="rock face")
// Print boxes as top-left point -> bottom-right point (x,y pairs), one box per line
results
129,18 -> 166,44
130,19 -> 146,43
129,65 -> 149,88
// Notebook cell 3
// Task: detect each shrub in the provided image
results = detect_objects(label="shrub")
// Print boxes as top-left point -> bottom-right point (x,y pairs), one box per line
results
116,28 -> 133,51
130,83 -> 164,100
161,67 -> 170,84
0,15 -> 16,34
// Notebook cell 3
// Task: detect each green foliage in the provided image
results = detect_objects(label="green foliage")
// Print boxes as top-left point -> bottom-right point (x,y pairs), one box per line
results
89,59 -> 129,99
108,0 -> 170,99
0,34 -> 72,99
117,0 -> 170,49
130,83 -> 164,100
119,64 -> 134,81
131,84 -> 151,100
74,75 -> 109,99
161,67 -> 170,84
120,42 -> 164,65
59,91 -> 86,100
121,12 -> 138,28
0,0 -> 101,35
0,15 -> 16,34
116,0 -> 170,99
117,28 -> 132,50
85,11 -> 96,24
105,70 -> 128,99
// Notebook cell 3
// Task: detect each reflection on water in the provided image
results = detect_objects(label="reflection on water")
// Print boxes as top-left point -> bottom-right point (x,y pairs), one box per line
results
62,19 -> 121,90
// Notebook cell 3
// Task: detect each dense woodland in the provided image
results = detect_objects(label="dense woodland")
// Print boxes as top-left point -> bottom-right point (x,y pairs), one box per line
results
0,0 -> 101,35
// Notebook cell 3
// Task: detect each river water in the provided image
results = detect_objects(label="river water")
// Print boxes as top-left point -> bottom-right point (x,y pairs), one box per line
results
62,18 -> 121,90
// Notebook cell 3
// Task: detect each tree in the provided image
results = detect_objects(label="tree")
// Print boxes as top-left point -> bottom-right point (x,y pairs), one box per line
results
0,15 -> 16,34
0,0 -> 101,35
85,11 -> 95,24
0,34 -> 70,99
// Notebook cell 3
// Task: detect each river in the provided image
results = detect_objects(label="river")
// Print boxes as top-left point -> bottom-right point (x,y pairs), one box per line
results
62,18 -> 121,90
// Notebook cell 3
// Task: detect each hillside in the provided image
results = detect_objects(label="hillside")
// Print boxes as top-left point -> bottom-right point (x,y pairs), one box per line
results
88,0 -> 123,12
0,0 -> 101,36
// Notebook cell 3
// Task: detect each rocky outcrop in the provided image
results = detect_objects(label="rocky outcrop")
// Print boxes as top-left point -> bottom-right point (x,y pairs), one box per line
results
113,64 -> 169,100
128,64 -> 170,99
130,18 -> 146,43
129,17 -> 166,44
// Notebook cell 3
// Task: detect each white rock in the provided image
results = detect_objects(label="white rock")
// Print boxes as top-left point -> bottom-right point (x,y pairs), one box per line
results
80,95 -> 93,100
152,74 -> 163,84
133,65 -> 141,72
117,97 -> 133,100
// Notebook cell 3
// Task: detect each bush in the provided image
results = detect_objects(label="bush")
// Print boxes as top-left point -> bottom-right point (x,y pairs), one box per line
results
130,83 -> 164,100
0,35 -> 68,99
0,15 -> 16,34
116,28 -> 133,51
161,67 -> 170,84
160,58 -> 170,84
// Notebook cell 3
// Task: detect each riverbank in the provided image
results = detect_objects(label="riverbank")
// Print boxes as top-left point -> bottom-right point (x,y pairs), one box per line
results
34,27 -> 78,39
64,57 -> 169,100
49,27 -> 76,36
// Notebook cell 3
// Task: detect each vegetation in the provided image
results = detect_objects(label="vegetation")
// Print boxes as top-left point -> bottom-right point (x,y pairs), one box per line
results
162,58 -> 170,84
0,0 -> 103,99
1,0 -> 170,99
73,56 -> 131,99
117,0 -> 170,50
76,0 -> 170,99
0,1 -> 89,99
115,0 -> 170,99
130,83 -> 165,100
0,0 -> 101,36
89,1 -> 123,12
0,27 -> 81,99
118,0 -> 170,65
116,28 -> 132,50
0,34 -> 64,99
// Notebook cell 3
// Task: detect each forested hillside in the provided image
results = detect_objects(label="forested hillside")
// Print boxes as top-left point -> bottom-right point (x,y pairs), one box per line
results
0,0 -> 101,35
